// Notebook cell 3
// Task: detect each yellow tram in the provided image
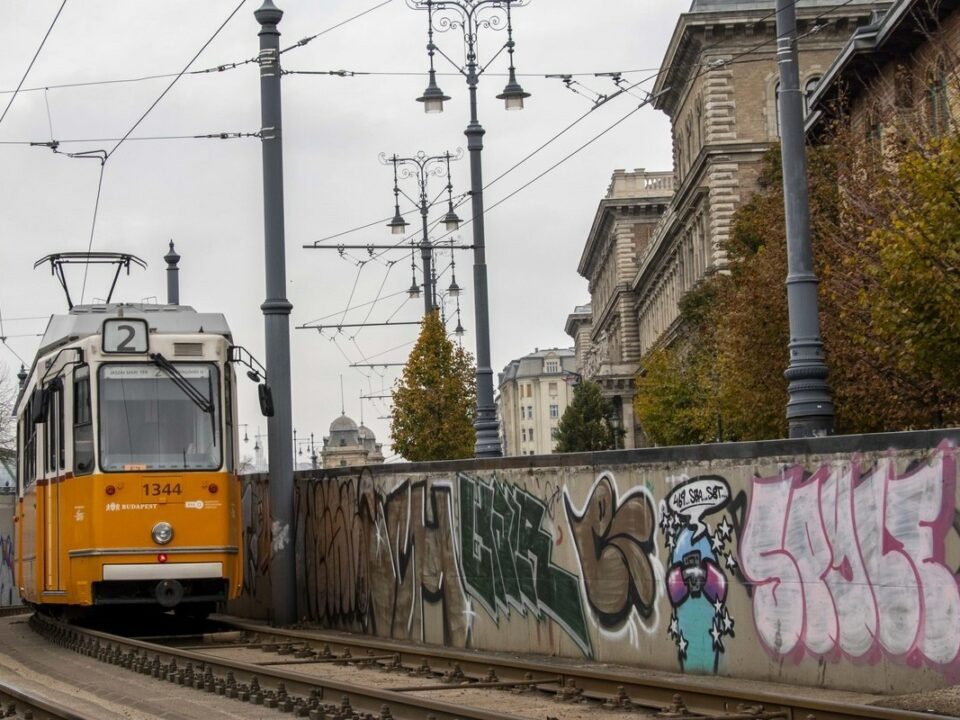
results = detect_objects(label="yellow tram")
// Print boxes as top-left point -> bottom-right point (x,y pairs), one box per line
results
14,301 -> 250,617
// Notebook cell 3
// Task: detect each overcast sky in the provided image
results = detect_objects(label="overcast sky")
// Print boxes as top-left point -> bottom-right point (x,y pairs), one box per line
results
0,0 -> 688,462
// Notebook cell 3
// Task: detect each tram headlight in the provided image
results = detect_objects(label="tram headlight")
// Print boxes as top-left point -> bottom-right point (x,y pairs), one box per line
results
151,521 -> 174,545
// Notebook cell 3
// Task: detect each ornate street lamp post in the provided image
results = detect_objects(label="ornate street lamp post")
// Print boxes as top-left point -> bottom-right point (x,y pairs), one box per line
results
382,149 -> 462,315
407,0 -> 531,458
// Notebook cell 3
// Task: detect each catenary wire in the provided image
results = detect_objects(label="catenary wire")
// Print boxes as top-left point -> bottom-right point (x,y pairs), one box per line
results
0,0 -> 68,129
106,0 -> 247,159
1,132 -> 260,146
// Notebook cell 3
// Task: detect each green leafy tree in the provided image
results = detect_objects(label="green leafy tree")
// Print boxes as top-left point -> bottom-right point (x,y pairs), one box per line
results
634,283 -> 721,445
554,380 -> 619,452
390,311 -> 476,461
867,134 -> 960,398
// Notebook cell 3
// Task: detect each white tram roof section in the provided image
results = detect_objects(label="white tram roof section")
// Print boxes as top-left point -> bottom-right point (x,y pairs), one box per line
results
38,303 -> 233,357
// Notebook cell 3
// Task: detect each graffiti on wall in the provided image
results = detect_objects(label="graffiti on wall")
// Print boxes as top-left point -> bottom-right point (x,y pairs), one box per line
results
458,474 -> 591,655
0,534 -> 15,606
660,476 -> 735,673
740,443 -> 960,668
564,472 -> 660,639
301,472 -> 472,645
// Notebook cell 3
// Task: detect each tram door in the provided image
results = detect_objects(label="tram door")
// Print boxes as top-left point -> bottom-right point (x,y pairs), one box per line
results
42,384 -> 64,593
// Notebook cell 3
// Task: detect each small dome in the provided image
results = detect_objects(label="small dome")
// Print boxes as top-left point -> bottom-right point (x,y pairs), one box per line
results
358,424 -> 375,440
329,414 -> 358,433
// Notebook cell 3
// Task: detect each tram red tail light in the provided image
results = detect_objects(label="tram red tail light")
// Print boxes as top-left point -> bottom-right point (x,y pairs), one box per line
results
208,483 -> 218,494
158,553 -> 168,563
105,485 -> 116,496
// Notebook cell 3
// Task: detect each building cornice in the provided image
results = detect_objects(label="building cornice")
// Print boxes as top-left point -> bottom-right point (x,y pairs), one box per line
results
654,2 -> 883,118
630,141 -> 772,300
577,195 -> 672,280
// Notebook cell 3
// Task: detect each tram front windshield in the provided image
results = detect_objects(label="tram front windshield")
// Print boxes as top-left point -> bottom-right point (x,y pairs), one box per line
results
99,363 -> 221,471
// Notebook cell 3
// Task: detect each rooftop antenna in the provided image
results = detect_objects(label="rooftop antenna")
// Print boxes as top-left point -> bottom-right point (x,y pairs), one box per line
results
340,374 -> 345,416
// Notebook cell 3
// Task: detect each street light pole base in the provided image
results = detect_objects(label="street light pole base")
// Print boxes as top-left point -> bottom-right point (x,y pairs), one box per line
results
474,415 -> 502,458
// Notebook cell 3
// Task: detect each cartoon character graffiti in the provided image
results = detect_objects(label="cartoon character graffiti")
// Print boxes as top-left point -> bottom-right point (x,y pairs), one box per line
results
661,476 -> 735,672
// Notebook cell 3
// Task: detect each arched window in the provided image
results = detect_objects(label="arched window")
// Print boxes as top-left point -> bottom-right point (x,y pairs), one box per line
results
927,59 -> 950,135
804,75 -> 821,115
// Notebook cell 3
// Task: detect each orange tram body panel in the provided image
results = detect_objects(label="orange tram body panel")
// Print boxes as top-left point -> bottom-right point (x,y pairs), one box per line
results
14,304 -> 244,613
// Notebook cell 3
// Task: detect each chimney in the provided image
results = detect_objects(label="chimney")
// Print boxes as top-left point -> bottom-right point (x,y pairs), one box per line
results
165,240 -> 181,305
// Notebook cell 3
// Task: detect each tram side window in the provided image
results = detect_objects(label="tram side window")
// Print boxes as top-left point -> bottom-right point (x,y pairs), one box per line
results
224,364 -> 235,473
22,396 -> 37,486
74,368 -> 94,475
45,381 -> 65,474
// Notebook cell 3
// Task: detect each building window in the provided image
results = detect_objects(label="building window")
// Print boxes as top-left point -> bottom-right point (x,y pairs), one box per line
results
866,105 -> 882,147
895,67 -> 915,110
527,406 -> 534,419
927,60 -> 950,136
545,359 -> 559,374
548,382 -> 558,395
521,428 -> 527,442
550,404 -> 559,419
804,75 -> 821,115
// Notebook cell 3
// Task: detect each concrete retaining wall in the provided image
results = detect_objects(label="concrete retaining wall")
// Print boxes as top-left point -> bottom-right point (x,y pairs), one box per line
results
0,492 -> 18,606
237,429 -> 960,694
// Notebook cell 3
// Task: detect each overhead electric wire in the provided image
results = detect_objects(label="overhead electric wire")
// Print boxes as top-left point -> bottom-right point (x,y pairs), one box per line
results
106,0 -> 247,160
2,131 -> 259,146
279,0 -> 394,54
307,0 -> 865,364
0,0 -> 68,130
78,157 -> 107,305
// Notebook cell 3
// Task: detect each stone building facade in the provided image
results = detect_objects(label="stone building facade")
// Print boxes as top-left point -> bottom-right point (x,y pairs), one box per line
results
567,170 -> 674,448
320,414 -> 385,468
567,0 -> 881,448
635,0 -> 880,356
497,348 -> 578,456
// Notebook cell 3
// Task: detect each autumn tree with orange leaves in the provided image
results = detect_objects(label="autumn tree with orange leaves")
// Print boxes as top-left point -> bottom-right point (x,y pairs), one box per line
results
390,310 -> 476,461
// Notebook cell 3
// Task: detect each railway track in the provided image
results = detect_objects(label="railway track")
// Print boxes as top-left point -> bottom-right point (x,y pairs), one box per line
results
27,611 -> 956,720
0,605 -> 30,618
0,676 -> 100,720
197,618 -> 955,720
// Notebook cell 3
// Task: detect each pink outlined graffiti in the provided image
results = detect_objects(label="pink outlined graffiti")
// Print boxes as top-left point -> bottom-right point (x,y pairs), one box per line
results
740,442 -> 960,670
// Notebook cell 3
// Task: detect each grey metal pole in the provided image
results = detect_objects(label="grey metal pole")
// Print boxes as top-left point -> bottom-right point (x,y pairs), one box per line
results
164,241 -> 180,305
466,77 -> 502,457
420,195 -> 434,315
775,0 -> 834,437
255,0 -> 297,625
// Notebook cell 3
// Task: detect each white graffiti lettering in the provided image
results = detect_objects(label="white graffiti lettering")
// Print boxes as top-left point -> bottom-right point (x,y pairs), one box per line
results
741,444 -> 960,666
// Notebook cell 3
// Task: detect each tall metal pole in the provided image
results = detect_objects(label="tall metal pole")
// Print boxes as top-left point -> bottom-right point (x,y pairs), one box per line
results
775,0 -> 834,437
255,0 -> 296,625
465,72 -> 501,457
419,191 -> 434,314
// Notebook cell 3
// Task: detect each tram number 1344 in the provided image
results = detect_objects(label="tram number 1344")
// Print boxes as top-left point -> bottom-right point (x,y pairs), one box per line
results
142,483 -> 183,496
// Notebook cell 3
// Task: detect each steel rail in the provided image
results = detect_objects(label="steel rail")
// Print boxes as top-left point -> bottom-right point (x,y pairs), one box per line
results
29,613 -> 532,720
0,605 -> 30,618
212,617 -> 957,720
0,677 -> 102,720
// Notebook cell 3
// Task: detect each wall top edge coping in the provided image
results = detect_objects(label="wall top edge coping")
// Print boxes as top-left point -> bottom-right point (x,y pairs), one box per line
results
281,427 -> 960,481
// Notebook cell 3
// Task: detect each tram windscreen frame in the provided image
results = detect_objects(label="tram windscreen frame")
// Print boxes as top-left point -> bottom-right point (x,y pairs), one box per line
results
98,362 -> 222,472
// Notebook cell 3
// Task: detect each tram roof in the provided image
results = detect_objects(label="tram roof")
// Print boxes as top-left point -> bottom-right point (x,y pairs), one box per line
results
38,303 -> 232,357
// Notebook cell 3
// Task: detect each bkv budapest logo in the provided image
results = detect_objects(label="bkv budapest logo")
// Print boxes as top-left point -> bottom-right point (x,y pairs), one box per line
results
661,476 -> 736,673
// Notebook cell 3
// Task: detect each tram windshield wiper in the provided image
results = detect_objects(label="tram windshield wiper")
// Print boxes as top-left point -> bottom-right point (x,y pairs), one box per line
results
148,353 -> 214,415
